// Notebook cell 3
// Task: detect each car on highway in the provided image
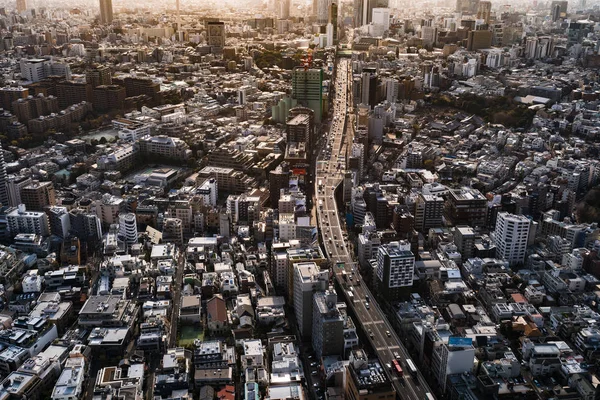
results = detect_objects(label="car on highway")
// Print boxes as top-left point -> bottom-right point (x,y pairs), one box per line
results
386,330 -> 391,337
394,352 -> 400,360
368,329 -> 374,338
365,303 -> 370,310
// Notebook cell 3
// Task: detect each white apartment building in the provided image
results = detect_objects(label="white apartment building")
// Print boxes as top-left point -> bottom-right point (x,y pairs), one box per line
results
7,205 -> 50,237
491,212 -> 531,266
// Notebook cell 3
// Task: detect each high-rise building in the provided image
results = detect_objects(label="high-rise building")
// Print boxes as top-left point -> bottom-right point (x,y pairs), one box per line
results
291,67 -> 323,123
86,66 -> 112,88
312,289 -> 344,359
48,206 -> 71,239
20,59 -> 71,83
69,208 -> 103,244
16,0 -> 26,13
372,7 -> 390,32
477,1 -> 492,23
551,0 -> 568,21
375,241 -> 415,300
446,187 -> 488,227
366,0 -> 388,25
118,213 -> 138,246
414,193 -> 444,232
0,148 -> 8,207
269,163 -> 290,207
207,21 -> 226,49
56,81 -> 93,109
329,2 -> 338,43
491,212 -> 530,266
360,67 -> 378,107
99,0 -> 113,24
293,262 -> 328,337
317,0 -> 331,24
21,181 -> 56,211
162,217 -> 183,247
466,29 -> 492,51
431,337 -> 475,393
353,0 -> 368,27
456,0 -> 480,13
279,0 -> 290,19
7,204 -> 51,237
7,174 -> 31,207
454,226 -> 476,263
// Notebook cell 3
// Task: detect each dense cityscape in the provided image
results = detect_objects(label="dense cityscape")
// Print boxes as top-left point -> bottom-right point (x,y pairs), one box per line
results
0,0 -> 599,399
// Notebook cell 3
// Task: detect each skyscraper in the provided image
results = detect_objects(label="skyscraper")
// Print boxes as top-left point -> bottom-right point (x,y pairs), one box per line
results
99,0 -> 113,24
317,0 -> 330,24
551,0 -> 568,21
476,0 -> 492,23
0,147 -> 9,207
353,0 -> 368,27
16,0 -> 26,13
207,21 -> 226,49
291,67 -> 323,123
375,241 -> 415,300
329,2 -> 338,43
491,212 -> 531,266
279,0 -> 290,19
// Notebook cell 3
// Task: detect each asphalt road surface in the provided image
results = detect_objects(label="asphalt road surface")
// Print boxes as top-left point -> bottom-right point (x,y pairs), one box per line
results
314,56 -> 435,400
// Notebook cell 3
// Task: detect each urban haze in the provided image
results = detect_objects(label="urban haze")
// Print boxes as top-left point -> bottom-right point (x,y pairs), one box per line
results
0,1 -> 599,400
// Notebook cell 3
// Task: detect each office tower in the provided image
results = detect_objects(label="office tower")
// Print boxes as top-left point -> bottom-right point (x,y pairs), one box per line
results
375,241 -> 415,300
366,0 -> 388,25
99,0 -> 113,24
21,181 -> 56,211
207,21 -> 226,49
446,187 -> 488,227
312,289 -> 344,358
432,337 -> 475,393
353,0 -> 367,27
0,148 -> 8,208
466,29 -> 492,51
421,25 -> 437,46
86,66 -> 112,88
372,7 -> 390,31
551,0 -> 568,21
279,0 -> 290,19
291,67 -> 323,123
317,0 -> 330,24
293,262 -> 328,337
456,0 -> 480,13
491,212 -> 530,266
16,0 -> 26,13
360,67 -> 377,107
7,204 -> 51,237
176,0 -> 181,30
414,193 -> 444,232
477,0 -> 492,23
329,2 -> 338,43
